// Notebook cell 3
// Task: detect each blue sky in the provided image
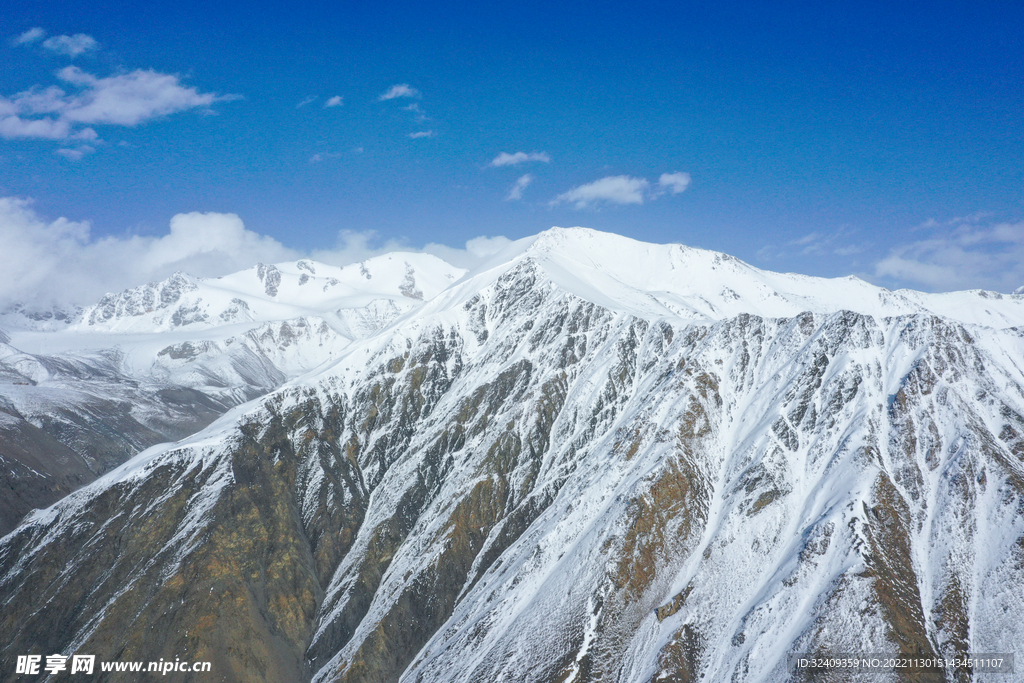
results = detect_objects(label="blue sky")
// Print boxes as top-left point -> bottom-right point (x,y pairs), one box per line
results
2,0 -> 1023,305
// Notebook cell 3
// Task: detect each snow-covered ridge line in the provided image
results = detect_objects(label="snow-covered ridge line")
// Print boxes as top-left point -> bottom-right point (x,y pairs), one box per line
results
4,227 -> 1022,336
69,251 -> 467,334
410,227 -> 1024,330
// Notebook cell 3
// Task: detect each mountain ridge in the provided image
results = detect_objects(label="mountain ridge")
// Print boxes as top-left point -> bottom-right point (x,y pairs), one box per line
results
1,227 -> 1022,683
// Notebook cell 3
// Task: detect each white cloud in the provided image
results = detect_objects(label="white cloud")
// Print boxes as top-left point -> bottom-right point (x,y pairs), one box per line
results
506,174 -> 533,201
308,230 -> 408,266
296,96 -> 316,108
309,232 -> 513,272
874,219 -> 1024,292
379,84 -> 419,100
551,171 -> 692,209
55,144 -> 94,160
324,95 -> 343,107
14,28 -> 46,45
421,236 -> 515,269
488,151 -> 551,167
0,67 -> 235,140
0,197 -> 515,308
409,130 -> 434,139
0,199 -> 299,308
551,175 -> 650,209
0,115 -> 70,139
657,172 -> 691,194
42,34 -> 98,57
56,67 -> 224,125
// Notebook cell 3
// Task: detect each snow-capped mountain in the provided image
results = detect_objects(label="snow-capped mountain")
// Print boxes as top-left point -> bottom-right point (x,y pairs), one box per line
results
75,253 -> 464,333
0,253 -> 466,533
1,228 -> 1022,683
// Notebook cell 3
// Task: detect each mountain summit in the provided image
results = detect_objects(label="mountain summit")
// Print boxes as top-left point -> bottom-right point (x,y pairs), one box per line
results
1,228 -> 1022,682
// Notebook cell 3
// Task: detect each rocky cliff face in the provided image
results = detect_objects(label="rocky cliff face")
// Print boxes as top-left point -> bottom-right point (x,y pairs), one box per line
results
1,229 -> 1022,682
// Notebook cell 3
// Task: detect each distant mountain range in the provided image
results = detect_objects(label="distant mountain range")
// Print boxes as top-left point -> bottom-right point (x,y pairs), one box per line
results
1,228 -> 1022,682
0,253 -> 463,533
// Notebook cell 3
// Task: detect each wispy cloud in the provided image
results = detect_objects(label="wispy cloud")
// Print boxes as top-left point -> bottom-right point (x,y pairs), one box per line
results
0,66 -> 236,141
379,84 -> 419,100
506,174 -> 533,201
42,34 -> 98,57
551,175 -> 650,208
14,28 -> 98,56
875,218 -> 1024,292
55,144 -> 94,161
488,151 -> 551,167
309,152 -> 343,163
296,96 -> 316,108
790,229 -> 861,256
310,148 -> 364,162
409,130 -> 434,139
551,172 -> 691,209
324,95 -> 343,108
402,102 -> 428,122
757,227 -> 865,262
13,28 -> 46,45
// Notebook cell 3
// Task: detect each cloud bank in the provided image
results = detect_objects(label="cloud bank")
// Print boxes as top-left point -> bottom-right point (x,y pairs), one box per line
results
875,218 -> 1024,292
420,236 -> 514,269
0,198 -> 513,309
0,198 -> 298,308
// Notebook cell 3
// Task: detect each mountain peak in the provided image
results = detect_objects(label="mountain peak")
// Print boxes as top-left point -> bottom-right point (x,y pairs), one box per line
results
496,227 -> 1022,328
